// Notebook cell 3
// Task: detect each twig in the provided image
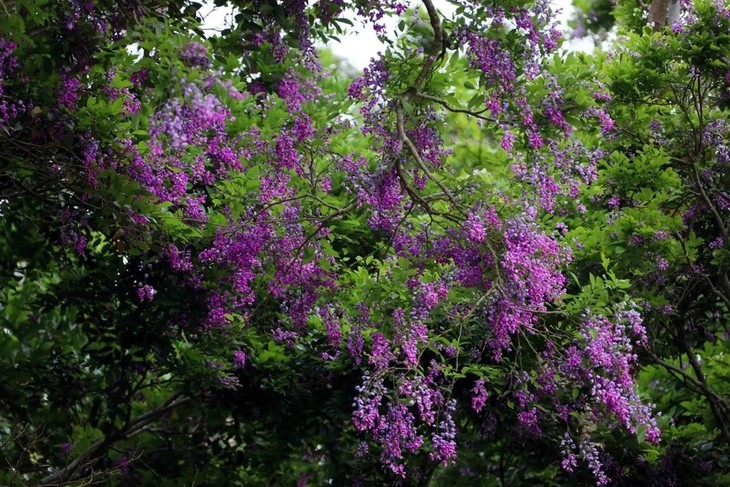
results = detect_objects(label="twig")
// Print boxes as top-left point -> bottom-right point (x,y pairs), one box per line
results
415,92 -> 500,124
0,0 -> 11,17
392,156 -> 459,223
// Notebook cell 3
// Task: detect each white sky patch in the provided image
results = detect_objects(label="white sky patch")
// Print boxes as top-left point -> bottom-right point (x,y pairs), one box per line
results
323,0 -> 594,69
201,2 -> 235,35
200,0 -> 595,71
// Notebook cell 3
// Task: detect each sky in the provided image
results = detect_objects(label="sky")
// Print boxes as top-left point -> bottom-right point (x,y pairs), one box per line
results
325,0 -> 594,69
200,0 -> 594,71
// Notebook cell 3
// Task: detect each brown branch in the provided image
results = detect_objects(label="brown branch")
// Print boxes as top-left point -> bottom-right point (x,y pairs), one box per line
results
295,200 -> 357,254
393,157 -> 438,217
392,156 -> 460,224
691,161 -> 728,238
675,324 -> 730,448
414,92 -> 501,124
0,0 -> 12,17
648,0 -> 668,29
413,0 -> 445,90
38,393 -> 190,486
645,349 -> 726,406
721,273 -> 730,306
395,104 -> 464,214
702,273 -> 730,312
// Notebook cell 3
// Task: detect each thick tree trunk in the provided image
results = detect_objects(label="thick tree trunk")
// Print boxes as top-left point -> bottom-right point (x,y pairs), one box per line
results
667,0 -> 681,26
648,0 -> 669,29
649,0 -> 681,30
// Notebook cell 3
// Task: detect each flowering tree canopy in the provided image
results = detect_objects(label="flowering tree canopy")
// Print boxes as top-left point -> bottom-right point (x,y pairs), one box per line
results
1,0 -> 729,485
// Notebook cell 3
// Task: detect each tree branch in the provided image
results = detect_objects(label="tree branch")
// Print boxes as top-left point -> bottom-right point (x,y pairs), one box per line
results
414,0 -> 445,90
38,393 -> 190,486
648,0 -> 669,30
674,324 -> 730,448
691,161 -> 728,238
395,103 -> 464,214
414,92 -> 501,124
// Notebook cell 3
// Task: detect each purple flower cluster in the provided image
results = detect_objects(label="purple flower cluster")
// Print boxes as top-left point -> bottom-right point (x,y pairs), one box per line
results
516,407 -> 541,436
537,306 -> 660,483
585,107 -> 615,135
704,119 -> 730,164
559,432 -> 577,472
471,378 -> 488,413
58,71 -> 82,109
369,333 -> 395,371
150,81 -> 230,152
61,441 -> 74,457
0,38 -> 25,125
233,350 -> 247,369
352,166 -> 404,232
198,224 -> 268,327
103,74 -> 141,116
429,400 -> 457,465
0,39 -> 19,86
353,0 -> 407,32
352,366 -> 456,476
137,284 -> 156,303
179,41 -> 211,69
487,215 -> 570,356
580,439 -> 609,486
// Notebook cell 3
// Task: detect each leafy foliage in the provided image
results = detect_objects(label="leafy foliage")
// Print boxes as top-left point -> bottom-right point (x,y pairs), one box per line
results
1,0 -> 729,485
